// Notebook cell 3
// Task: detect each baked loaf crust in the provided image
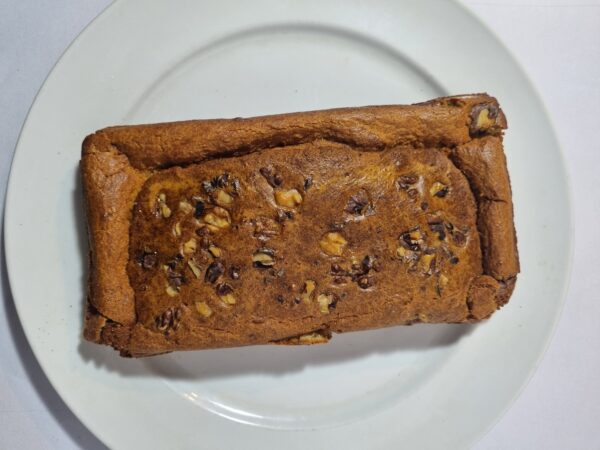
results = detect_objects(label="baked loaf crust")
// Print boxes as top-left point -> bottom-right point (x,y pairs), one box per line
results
81,94 -> 519,357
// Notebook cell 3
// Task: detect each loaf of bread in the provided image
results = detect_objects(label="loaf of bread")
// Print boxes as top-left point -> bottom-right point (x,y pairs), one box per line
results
81,94 -> 519,357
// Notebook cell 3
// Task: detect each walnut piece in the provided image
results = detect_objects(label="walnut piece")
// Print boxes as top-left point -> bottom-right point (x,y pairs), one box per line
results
298,332 -> 329,344
301,280 -> 316,303
470,103 -> 500,136
187,259 -> 202,278
166,284 -> 179,297
173,222 -> 182,237
430,182 -> 449,198
179,200 -> 194,214
252,248 -> 275,268
157,193 -> 172,218
203,207 -> 231,230
439,274 -> 449,288
317,293 -> 336,314
215,189 -> 234,206
399,228 -> 425,251
275,189 -> 303,207
195,301 -> 213,318
217,283 -> 236,305
183,238 -> 197,254
208,245 -> 222,258
319,232 -> 347,256
420,253 -> 436,274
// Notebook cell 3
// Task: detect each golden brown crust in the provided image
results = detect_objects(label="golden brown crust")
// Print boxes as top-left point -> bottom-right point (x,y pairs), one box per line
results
89,94 -> 505,170
466,275 -> 501,321
451,136 -> 520,280
81,133 -> 149,336
81,94 -> 518,357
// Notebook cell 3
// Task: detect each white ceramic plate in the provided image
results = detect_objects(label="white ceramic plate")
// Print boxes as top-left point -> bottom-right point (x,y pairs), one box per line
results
5,1 -> 572,449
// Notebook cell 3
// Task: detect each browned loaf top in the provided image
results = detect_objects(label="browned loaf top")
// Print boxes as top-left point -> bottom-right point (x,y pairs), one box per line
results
81,94 -> 519,357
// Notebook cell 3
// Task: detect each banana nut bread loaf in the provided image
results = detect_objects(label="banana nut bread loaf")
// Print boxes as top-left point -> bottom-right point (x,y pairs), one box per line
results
81,94 -> 519,357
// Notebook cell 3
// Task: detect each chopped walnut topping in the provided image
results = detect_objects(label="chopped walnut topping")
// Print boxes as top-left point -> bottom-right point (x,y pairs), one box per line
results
166,284 -> 179,297
439,274 -> 449,288
275,189 -> 303,207
157,193 -> 172,218
183,238 -> 197,254
301,280 -> 316,303
470,103 -> 500,136
215,189 -> 234,206
252,248 -> 276,268
208,245 -> 222,258
217,283 -> 236,305
319,232 -> 347,256
187,259 -> 202,278
430,182 -> 449,198
396,246 -> 418,264
204,207 -> 231,230
317,293 -> 337,314
297,332 -> 329,344
399,228 -> 425,251
173,222 -> 182,237
195,301 -> 213,318
179,200 -> 194,214
420,254 -> 436,275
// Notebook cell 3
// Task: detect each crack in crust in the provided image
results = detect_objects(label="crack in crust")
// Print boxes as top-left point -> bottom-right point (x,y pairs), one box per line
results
80,93 -> 518,357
